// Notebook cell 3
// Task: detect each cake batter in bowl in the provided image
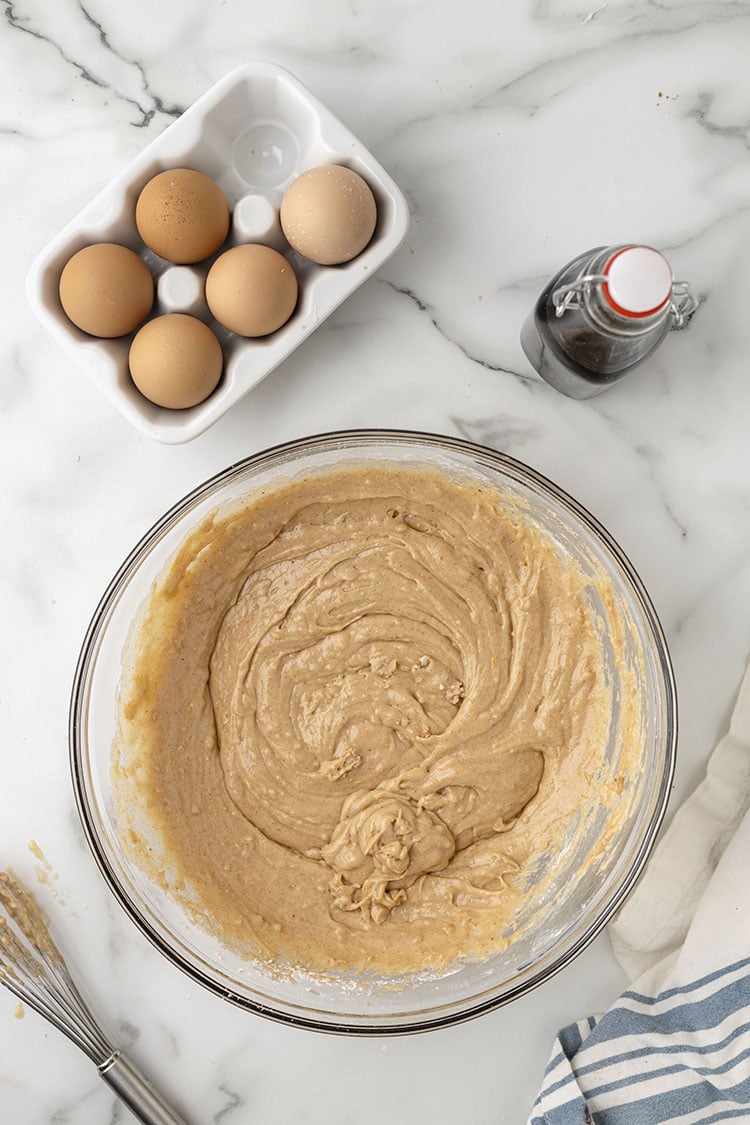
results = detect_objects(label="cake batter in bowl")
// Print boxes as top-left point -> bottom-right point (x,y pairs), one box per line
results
70,431 -> 676,1033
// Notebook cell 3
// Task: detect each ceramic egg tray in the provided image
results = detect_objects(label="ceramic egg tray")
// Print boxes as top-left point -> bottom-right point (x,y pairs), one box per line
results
26,62 -> 410,444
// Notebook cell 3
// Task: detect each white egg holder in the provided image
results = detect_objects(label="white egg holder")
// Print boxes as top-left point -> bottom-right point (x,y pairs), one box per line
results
26,62 -> 410,444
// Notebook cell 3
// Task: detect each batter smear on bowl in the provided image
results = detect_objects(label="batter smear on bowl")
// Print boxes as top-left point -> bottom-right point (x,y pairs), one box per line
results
114,465 -> 632,974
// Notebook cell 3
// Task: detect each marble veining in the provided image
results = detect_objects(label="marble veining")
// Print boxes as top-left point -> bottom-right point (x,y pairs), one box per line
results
3,1 -> 185,126
2,0 -> 750,1121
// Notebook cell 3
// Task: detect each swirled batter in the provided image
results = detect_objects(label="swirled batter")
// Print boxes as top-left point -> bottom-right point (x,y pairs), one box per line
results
115,466 -> 623,973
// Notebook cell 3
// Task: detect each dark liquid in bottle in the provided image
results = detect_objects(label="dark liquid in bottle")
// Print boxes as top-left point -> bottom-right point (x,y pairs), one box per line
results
521,256 -> 672,400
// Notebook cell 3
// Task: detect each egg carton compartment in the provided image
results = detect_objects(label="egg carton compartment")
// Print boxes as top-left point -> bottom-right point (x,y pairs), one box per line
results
26,62 -> 410,444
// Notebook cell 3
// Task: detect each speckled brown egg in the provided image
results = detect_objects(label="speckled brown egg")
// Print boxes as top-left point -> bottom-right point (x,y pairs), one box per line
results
280,165 -> 377,265
129,314 -> 223,409
205,244 -> 298,337
59,243 -> 154,338
135,168 -> 230,264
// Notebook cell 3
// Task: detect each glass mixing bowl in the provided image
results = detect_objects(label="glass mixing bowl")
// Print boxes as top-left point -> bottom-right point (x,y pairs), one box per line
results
69,430 -> 676,1034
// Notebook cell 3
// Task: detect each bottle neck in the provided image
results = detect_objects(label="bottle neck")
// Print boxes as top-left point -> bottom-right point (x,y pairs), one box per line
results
579,246 -> 673,339
555,243 -> 679,337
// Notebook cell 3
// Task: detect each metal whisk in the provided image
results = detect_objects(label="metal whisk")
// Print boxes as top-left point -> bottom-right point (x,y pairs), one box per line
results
0,869 -> 188,1124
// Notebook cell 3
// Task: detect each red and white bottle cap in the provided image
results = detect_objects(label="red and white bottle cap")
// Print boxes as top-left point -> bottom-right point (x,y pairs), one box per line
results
603,246 -> 673,318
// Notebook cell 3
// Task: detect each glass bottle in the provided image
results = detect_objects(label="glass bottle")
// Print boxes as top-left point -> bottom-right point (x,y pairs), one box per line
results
520,245 -> 698,399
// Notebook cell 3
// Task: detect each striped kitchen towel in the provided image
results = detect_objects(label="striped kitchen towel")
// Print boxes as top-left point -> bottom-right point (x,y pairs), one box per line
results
529,660 -> 750,1124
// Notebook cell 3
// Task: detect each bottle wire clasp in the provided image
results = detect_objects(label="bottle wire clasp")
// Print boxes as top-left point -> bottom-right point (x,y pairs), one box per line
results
551,274 -> 609,318
669,281 -> 699,329
551,274 -> 699,328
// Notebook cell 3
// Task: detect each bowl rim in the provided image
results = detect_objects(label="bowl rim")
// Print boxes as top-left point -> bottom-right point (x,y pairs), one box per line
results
69,427 -> 677,1035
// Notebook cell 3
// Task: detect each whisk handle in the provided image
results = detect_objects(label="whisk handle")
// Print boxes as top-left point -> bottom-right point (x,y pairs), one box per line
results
99,1051 -> 189,1125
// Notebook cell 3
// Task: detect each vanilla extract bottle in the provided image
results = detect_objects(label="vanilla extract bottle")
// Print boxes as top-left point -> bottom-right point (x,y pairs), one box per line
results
521,245 -> 698,399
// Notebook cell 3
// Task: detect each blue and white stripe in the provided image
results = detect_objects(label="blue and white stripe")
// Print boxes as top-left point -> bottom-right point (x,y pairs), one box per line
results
529,957 -> 750,1123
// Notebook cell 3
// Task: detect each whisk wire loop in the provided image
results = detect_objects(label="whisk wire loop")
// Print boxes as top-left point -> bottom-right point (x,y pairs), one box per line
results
0,869 -> 187,1125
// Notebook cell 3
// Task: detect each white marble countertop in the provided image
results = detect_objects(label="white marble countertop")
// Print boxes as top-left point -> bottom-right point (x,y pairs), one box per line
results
2,1 -> 750,1121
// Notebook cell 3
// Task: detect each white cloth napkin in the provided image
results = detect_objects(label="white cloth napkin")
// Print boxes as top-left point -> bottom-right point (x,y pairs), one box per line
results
610,658 -> 750,990
529,659 -> 750,1124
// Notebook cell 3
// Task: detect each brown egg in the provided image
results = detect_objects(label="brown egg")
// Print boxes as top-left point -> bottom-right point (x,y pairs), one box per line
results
205,244 -> 298,337
129,314 -> 223,409
59,243 -> 154,337
135,168 -> 230,264
280,165 -> 377,265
